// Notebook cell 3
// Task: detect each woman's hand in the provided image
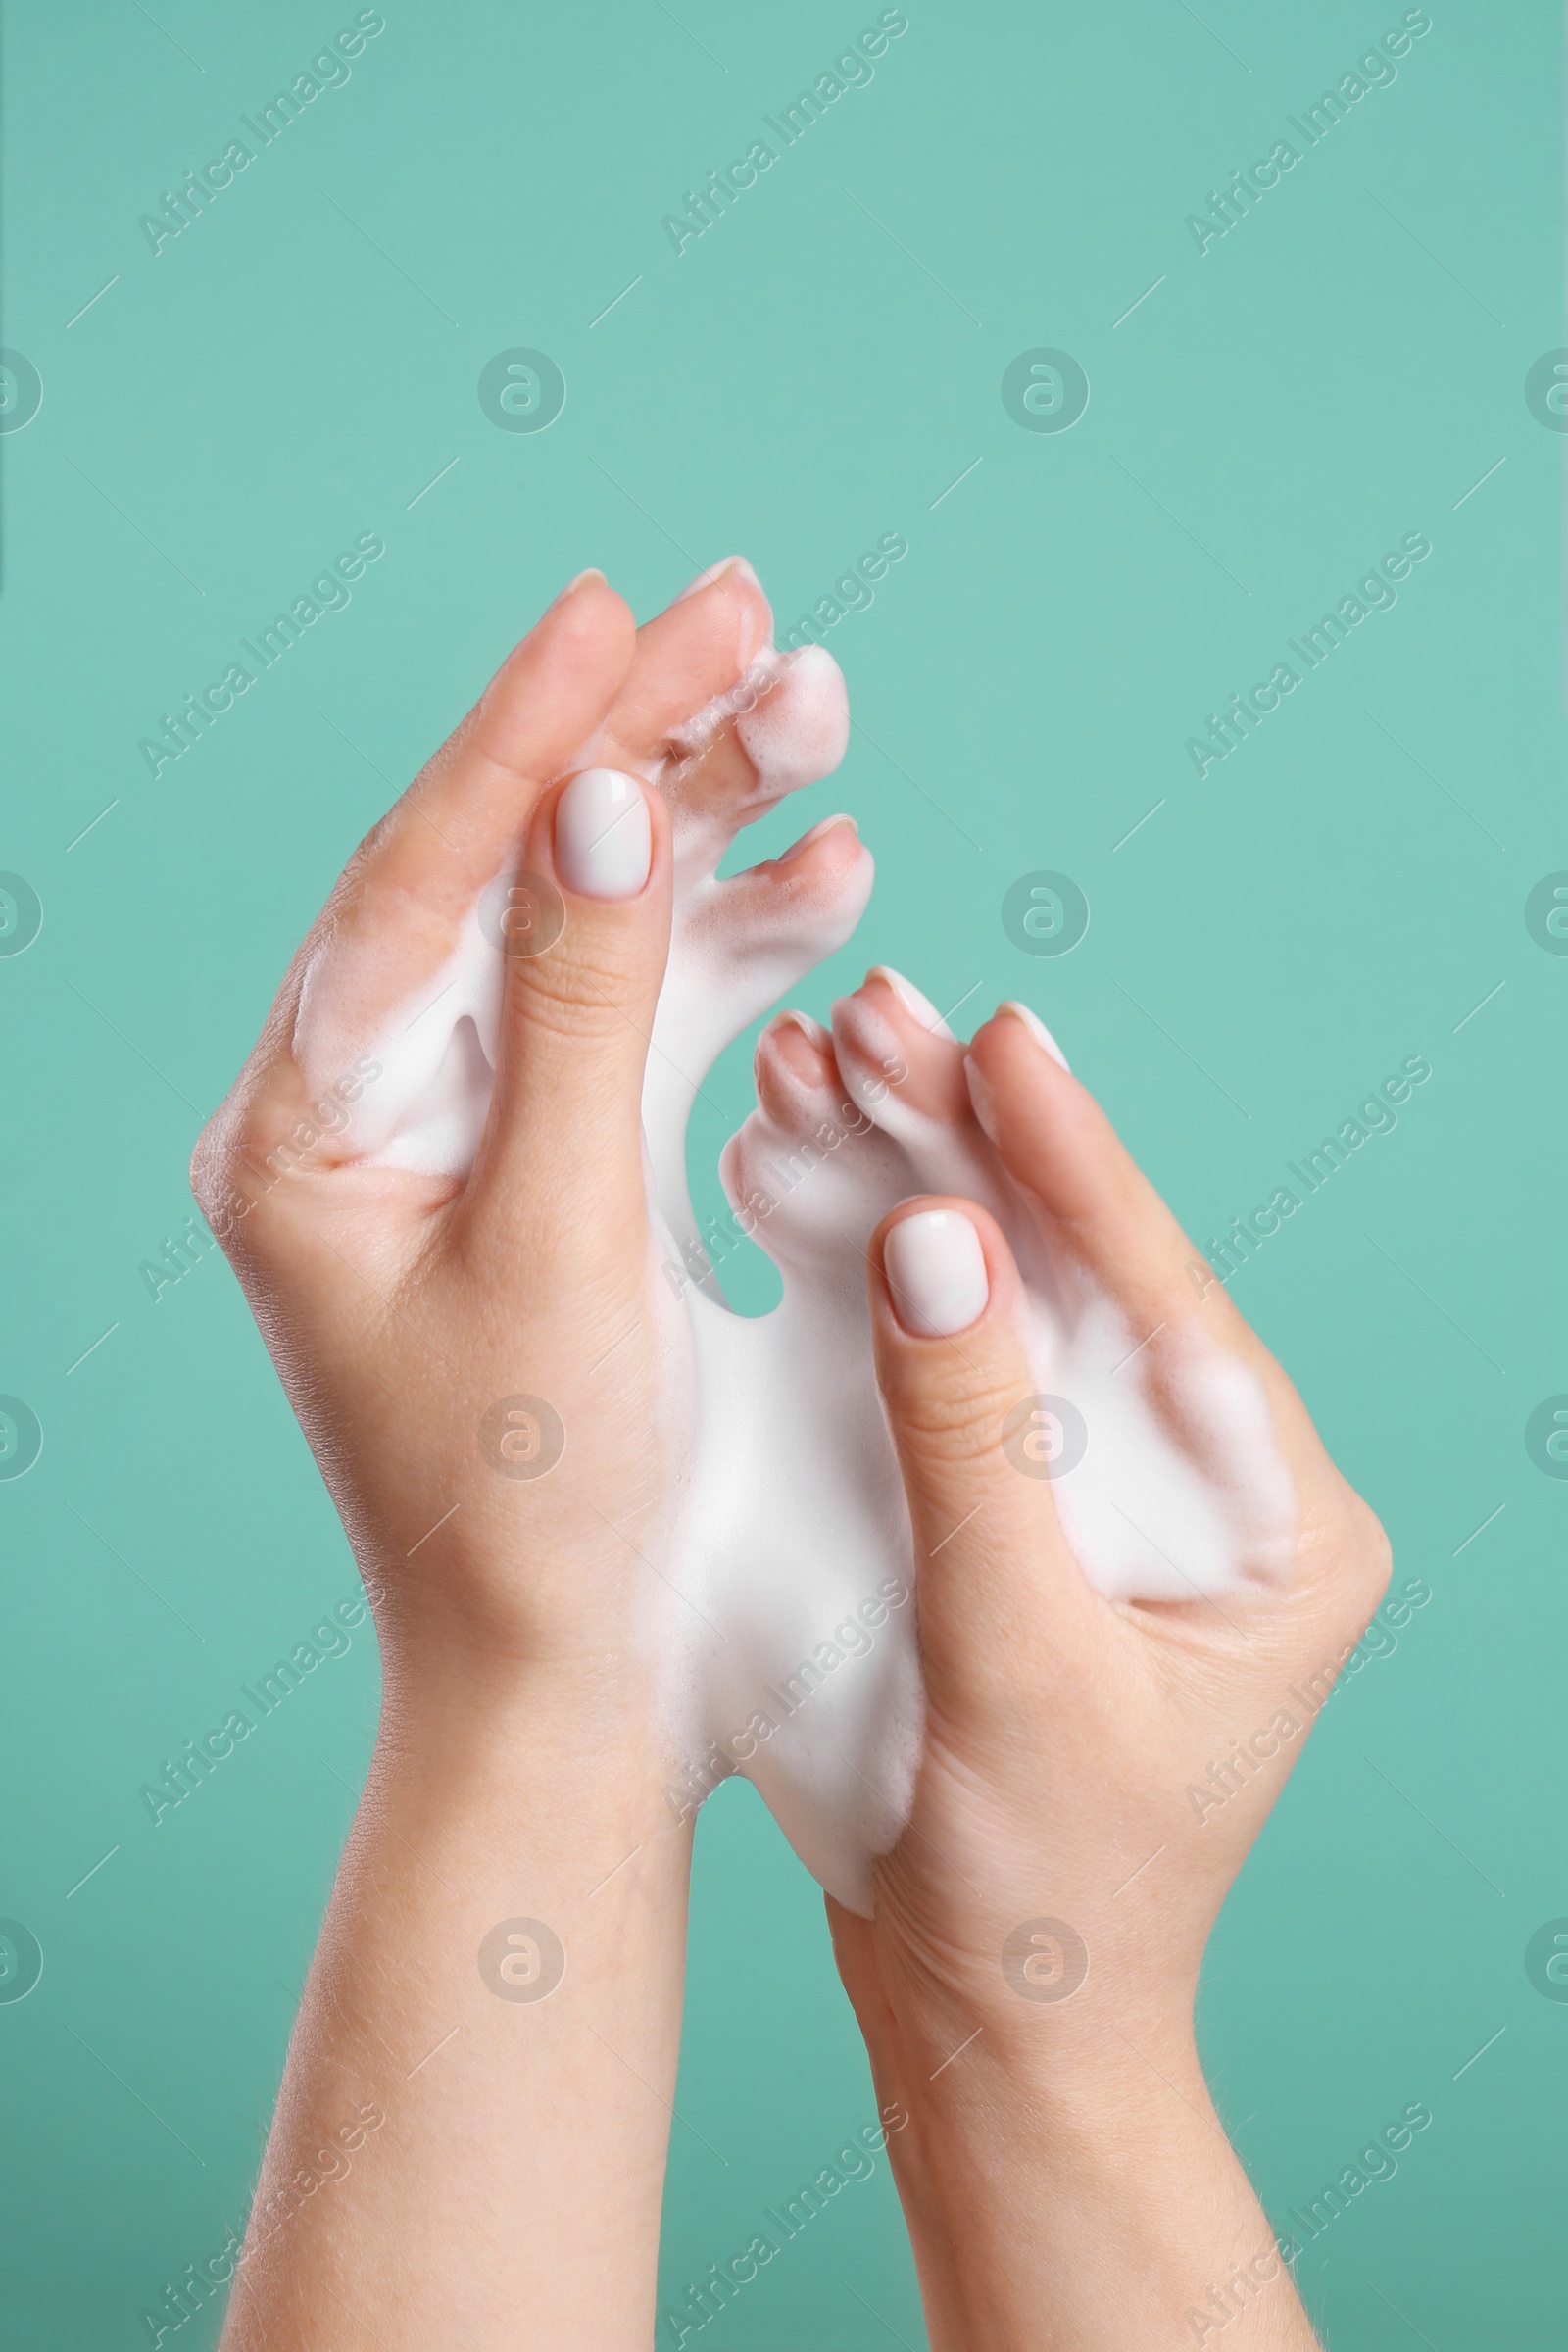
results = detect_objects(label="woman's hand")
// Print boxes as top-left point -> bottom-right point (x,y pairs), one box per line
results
827,1004 -> 1391,2351
200,565 -> 775,2349
198,567 -> 750,1701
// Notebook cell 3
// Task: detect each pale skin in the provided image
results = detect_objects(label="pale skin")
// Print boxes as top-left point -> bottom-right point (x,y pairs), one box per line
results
808,993 -> 1392,2351
198,562 -> 828,2347
200,569 -> 1388,2349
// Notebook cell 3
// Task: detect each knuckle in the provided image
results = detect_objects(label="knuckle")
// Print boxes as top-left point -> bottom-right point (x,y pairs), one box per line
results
190,1101 -> 251,1241
189,1082 -> 323,1256
891,1363 -> 1022,1471
1297,1483 -> 1394,1625
506,937 -> 647,1038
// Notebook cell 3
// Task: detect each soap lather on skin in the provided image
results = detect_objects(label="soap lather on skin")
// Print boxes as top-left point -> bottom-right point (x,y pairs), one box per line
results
290,595 -> 1297,1915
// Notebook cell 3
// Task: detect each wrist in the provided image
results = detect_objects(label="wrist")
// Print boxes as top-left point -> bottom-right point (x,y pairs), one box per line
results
854,1988 -> 1311,2352
368,1631 -> 692,1874
878,1985 -> 1210,2184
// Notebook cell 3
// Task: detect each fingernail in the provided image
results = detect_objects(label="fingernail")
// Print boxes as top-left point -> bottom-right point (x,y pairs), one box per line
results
555,768 -> 652,900
1000,1000 -> 1070,1071
773,1007 -> 832,1050
884,1209 -> 989,1338
869,966 -> 956,1040
549,567 -> 604,611
674,555 -> 760,602
963,1053 -> 999,1140
780,813 -> 858,863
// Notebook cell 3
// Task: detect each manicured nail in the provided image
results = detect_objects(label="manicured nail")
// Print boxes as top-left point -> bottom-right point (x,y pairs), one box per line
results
549,567 -> 604,610
962,1053 -> 999,1141
555,768 -> 652,899
884,1208 -> 989,1337
869,966 -> 955,1039
780,812 -> 858,863
1000,1000 -> 1070,1071
674,555 -> 760,602
773,1007 -> 832,1049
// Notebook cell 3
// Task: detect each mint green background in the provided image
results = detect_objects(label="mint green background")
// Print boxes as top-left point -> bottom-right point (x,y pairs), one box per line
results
2,2 -> 1564,2342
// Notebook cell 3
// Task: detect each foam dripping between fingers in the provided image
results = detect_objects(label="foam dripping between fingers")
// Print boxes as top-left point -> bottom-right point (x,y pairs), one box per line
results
276,566 -> 1307,1922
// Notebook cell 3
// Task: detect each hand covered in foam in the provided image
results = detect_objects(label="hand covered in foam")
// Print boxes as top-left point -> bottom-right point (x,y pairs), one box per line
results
808,1009 -> 1386,2350
670,971 -> 1349,1908
196,550 -> 1372,1940
192,566 -> 880,2350
191,564 -> 871,1726
296,556 -> 870,1293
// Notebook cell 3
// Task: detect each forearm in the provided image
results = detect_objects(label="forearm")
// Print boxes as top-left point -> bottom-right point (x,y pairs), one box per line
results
220,1642 -> 690,2349
867,2008 -> 1318,2352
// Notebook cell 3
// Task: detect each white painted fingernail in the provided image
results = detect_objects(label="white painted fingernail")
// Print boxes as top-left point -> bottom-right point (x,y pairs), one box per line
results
1002,1000 -> 1070,1070
870,966 -> 956,1040
548,567 -> 604,611
674,555 -> 760,601
884,1209 -> 989,1338
774,1007 -> 833,1050
779,812 -> 858,863
963,1054 -> 999,1140
555,768 -> 652,899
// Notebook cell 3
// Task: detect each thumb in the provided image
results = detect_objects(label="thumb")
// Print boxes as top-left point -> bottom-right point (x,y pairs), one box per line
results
868,1200 -> 1101,1729
463,765 -> 673,1257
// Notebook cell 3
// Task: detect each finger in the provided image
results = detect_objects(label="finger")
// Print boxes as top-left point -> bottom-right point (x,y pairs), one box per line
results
964,1004 -> 1354,1519
653,812 -> 871,1076
595,557 -> 774,778
655,635 -> 850,875
288,573 -> 639,1115
701,814 -> 871,988
463,764 -> 672,1255
868,1197 -> 1102,1727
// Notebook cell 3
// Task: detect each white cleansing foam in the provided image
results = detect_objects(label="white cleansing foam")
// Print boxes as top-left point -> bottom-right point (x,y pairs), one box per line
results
291,634 -> 1295,1913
